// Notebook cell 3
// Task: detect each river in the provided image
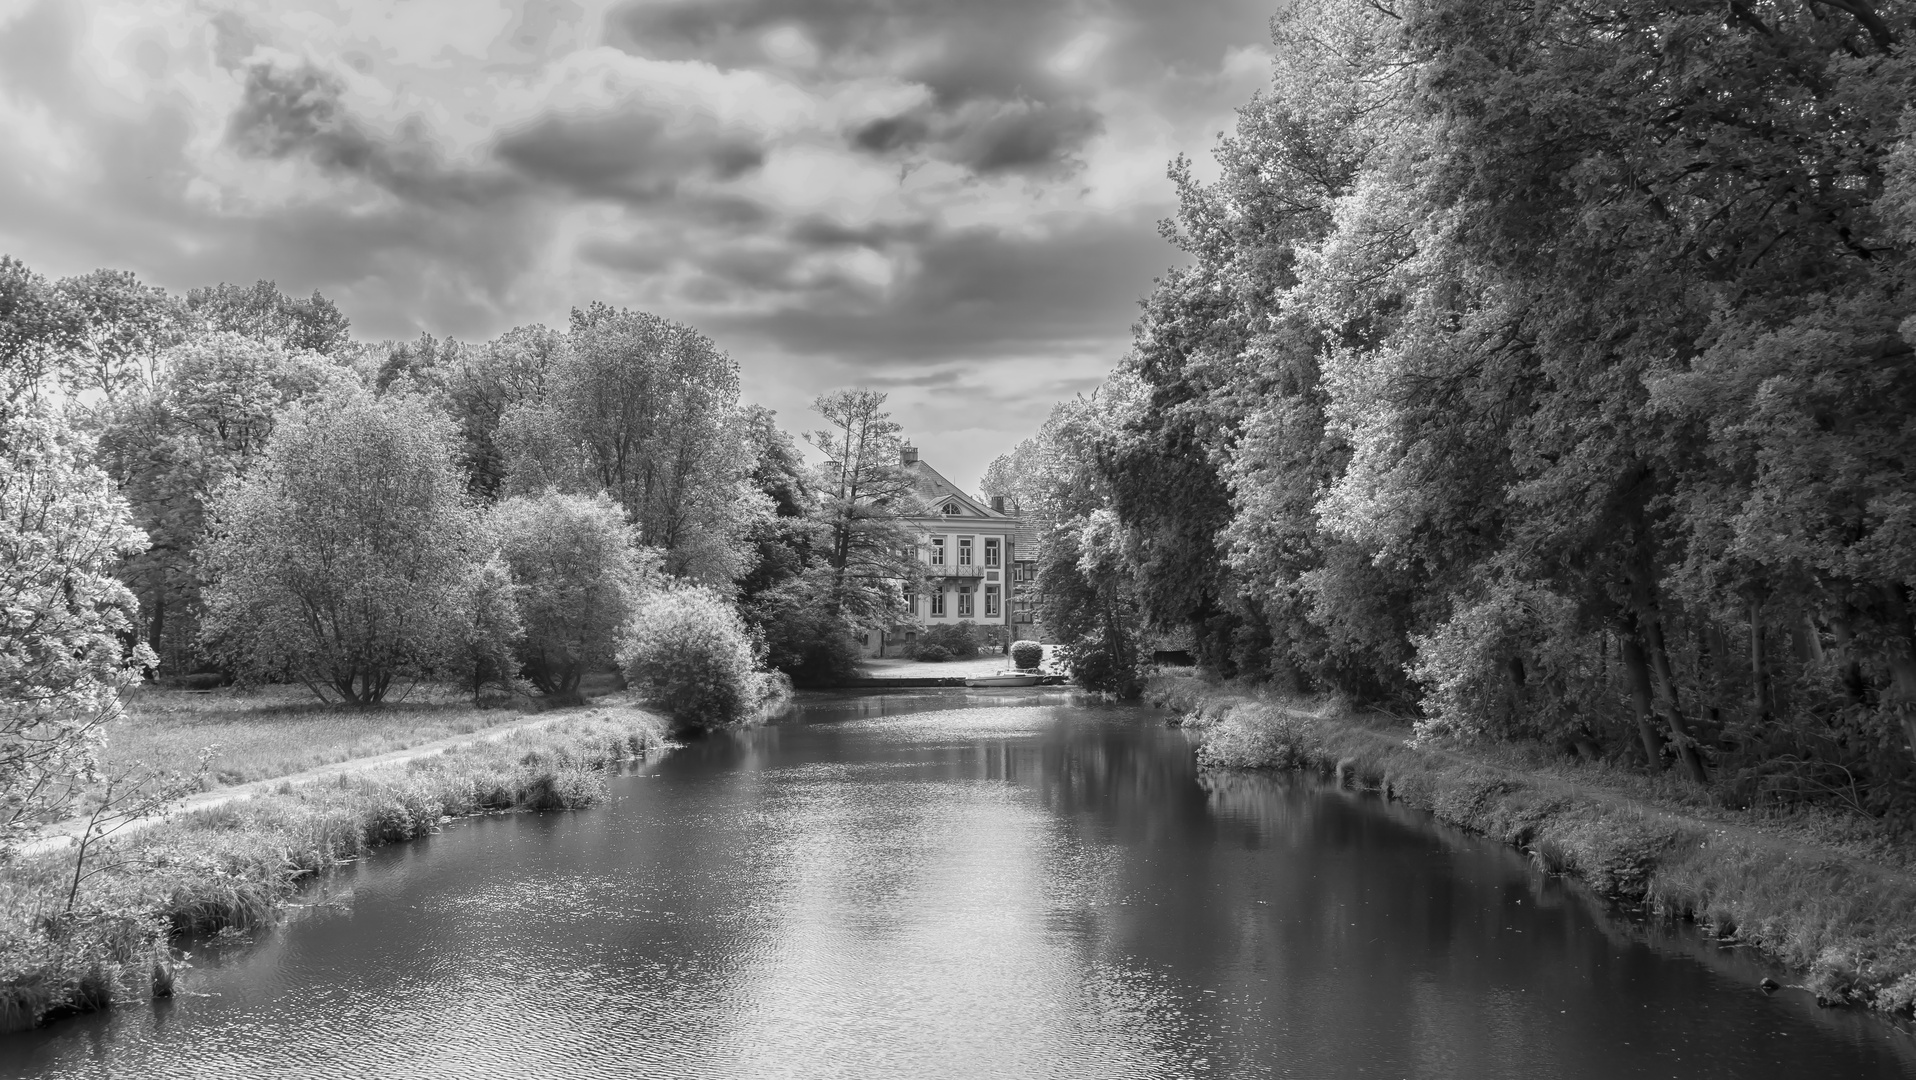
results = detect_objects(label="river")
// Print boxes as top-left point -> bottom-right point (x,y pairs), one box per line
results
3,691 -> 1912,1078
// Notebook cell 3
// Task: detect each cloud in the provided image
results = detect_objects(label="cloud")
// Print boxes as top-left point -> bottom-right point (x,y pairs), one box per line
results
0,0 -> 1279,486
227,60 -> 522,207
495,109 -> 765,201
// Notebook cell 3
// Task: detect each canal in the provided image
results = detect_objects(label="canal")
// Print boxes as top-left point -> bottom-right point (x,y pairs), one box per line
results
3,692 -> 1912,1078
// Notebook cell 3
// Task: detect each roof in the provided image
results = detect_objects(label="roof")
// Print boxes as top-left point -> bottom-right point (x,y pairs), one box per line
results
905,459 -> 1014,521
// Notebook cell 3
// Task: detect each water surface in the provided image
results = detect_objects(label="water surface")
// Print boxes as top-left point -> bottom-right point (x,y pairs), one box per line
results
4,692 -> 1912,1078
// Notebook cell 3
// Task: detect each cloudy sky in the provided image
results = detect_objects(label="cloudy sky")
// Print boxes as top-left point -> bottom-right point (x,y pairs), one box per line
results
0,0 -> 1277,486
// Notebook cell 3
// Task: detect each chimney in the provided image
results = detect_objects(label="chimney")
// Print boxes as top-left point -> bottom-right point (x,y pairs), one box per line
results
990,495 -> 1005,513
901,445 -> 918,465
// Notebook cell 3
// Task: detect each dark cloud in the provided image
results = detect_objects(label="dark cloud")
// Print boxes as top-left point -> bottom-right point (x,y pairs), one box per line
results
851,114 -> 929,153
494,110 -> 767,203
697,212 -> 1179,364
847,97 -> 1102,175
619,0 -> 1114,176
227,62 -> 520,207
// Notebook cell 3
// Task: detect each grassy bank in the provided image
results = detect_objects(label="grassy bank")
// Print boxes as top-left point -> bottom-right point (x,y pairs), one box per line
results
1152,675 -> 1916,1017
0,705 -> 670,1032
105,684 -> 552,790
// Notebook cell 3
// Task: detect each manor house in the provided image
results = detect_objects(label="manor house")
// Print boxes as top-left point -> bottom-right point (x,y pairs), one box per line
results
859,447 -> 1040,658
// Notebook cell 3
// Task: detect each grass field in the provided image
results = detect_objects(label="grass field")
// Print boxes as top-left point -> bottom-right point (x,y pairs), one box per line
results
107,684 -> 539,789
1153,675 -> 1916,1017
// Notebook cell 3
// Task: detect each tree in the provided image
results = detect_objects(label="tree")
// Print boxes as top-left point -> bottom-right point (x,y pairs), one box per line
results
490,491 -> 653,699
501,305 -> 764,584
805,389 -> 921,627
991,387 -> 1150,698
199,389 -> 483,704
186,280 -> 351,356
97,333 -> 351,672
0,256 -> 80,413
1,399 -> 154,858
54,269 -> 188,402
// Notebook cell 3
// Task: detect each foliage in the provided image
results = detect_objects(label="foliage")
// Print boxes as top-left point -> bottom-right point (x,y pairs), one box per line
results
999,0 -> 1916,805
620,585 -> 764,729
912,644 -> 951,663
501,304 -> 766,585
745,580 -> 862,687
458,556 -> 523,699
917,621 -> 980,660
185,280 -> 351,356
199,390 -> 484,704
805,389 -> 921,627
489,491 -> 652,698
0,400 -> 155,859
96,333 -> 350,672
1010,641 -> 1043,670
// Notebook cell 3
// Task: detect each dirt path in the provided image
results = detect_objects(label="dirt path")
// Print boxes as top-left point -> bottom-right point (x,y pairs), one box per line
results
23,702 -> 657,857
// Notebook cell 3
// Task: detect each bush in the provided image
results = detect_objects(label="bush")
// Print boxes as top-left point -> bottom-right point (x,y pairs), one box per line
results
912,643 -> 952,663
1010,640 -> 1043,670
745,583 -> 862,687
489,491 -> 650,698
920,621 -> 980,659
620,586 -> 763,730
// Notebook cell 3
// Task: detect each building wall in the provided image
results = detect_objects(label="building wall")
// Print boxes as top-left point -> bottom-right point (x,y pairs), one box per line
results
864,518 -> 1019,658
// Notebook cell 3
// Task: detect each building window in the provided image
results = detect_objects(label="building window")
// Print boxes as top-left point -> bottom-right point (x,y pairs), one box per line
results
942,503 -> 960,516
930,590 -> 946,616
984,585 -> 999,617
984,538 -> 1000,567
930,537 -> 945,566
958,537 -> 973,566
958,587 -> 973,617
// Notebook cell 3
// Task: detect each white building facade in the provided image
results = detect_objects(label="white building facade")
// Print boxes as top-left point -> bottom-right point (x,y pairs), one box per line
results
861,448 -> 1024,658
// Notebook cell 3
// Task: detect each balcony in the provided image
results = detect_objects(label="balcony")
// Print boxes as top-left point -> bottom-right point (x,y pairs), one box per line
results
924,564 -> 985,580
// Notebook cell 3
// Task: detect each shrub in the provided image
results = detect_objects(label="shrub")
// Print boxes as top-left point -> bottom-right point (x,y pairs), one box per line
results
1010,640 -> 1043,670
920,621 -> 979,659
745,583 -> 862,687
620,586 -> 762,730
912,643 -> 952,663
489,491 -> 651,698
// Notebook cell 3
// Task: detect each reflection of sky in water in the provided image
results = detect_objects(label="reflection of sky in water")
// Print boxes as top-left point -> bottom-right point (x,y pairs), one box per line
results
3,698 -> 1912,1079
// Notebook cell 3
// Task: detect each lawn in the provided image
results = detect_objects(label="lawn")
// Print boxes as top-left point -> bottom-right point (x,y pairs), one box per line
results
105,683 -> 539,789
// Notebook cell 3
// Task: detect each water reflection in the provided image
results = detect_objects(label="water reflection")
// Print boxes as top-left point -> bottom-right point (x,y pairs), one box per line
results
2,693 -> 1912,1078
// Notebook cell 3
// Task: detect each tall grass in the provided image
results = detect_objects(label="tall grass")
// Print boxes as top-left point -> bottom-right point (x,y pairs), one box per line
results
103,684 -> 541,790
1155,675 -> 1916,1016
0,708 -> 670,1032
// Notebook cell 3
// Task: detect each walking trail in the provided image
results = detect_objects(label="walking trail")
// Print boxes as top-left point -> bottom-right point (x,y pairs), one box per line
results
24,702 -> 659,857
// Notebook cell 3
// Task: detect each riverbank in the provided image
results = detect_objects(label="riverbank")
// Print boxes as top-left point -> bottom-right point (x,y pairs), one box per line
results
1152,675 -> 1916,1018
0,704 -> 670,1032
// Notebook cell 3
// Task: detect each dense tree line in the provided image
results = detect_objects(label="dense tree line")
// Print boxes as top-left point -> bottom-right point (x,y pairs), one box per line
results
992,0 -> 1916,818
0,252 -> 923,809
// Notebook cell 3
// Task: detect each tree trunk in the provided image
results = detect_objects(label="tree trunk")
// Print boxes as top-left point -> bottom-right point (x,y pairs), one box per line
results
1797,615 -> 1827,667
148,583 -> 165,676
1748,599 -> 1772,724
1880,585 -> 1916,763
1827,611 -> 1870,704
1642,613 -> 1709,783
1620,632 -> 1666,770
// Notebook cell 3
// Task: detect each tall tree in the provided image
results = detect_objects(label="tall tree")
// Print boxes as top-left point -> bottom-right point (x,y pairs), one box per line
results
1,397 -> 154,856
805,389 -> 921,627
200,389 -> 484,704
502,305 -> 765,585
186,280 -> 351,356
